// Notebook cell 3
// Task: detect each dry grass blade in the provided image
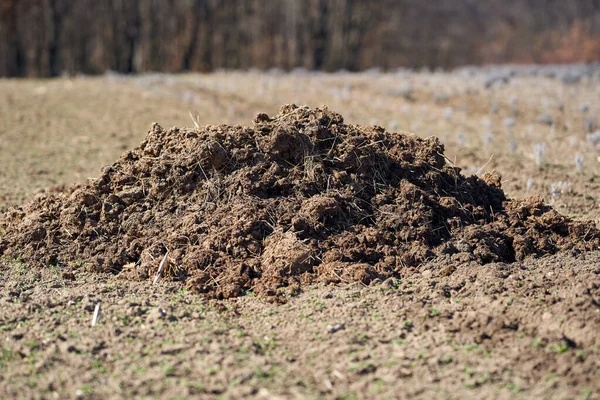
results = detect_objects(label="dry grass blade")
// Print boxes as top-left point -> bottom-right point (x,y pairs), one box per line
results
153,251 -> 169,285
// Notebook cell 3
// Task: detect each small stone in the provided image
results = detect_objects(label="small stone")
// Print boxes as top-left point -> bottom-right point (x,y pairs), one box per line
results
327,323 -> 345,334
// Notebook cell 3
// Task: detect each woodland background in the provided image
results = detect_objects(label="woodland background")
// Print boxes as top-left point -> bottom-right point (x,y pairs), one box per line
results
1,0 -> 599,77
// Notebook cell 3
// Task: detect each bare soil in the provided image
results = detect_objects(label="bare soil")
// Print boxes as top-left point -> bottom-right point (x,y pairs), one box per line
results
1,253 -> 599,399
1,70 -> 600,399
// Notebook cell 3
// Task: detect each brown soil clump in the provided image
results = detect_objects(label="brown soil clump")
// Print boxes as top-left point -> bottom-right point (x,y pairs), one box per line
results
1,105 -> 598,299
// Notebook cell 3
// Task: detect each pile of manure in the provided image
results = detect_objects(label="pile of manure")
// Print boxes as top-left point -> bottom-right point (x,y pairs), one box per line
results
1,105 -> 597,299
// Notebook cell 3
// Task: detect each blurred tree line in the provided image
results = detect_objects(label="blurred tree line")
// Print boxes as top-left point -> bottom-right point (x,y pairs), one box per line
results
1,0 -> 599,77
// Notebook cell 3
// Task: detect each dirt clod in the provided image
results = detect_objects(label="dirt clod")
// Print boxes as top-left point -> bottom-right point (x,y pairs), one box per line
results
1,105 -> 598,299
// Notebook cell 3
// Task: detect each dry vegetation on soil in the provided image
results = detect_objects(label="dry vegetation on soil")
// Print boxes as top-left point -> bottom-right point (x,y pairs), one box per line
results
1,67 -> 600,399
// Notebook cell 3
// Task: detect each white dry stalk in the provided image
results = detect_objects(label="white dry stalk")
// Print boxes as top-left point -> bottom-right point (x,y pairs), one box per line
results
551,181 -> 572,199
443,107 -> 454,120
533,143 -> 546,167
188,112 -> 200,129
503,117 -> 515,129
508,140 -> 517,155
575,154 -> 584,173
456,132 -> 466,147
526,178 -> 534,192
550,183 -> 559,199
586,130 -> 600,147
510,96 -> 519,115
91,304 -> 101,327
482,132 -> 494,147
153,251 -> 169,285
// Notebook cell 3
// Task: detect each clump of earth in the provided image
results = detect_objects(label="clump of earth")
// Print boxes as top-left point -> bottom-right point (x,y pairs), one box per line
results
1,105 -> 598,299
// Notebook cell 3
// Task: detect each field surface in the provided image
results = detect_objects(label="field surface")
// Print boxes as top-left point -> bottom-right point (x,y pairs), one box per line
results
1,68 -> 600,399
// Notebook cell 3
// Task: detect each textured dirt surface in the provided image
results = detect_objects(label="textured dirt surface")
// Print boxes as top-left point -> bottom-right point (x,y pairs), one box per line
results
1,254 -> 599,399
1,105 -> 598,301
1,70 -> 600,399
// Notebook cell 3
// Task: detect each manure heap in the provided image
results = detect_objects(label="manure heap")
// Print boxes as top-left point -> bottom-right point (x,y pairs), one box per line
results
1,105 -> 598,299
